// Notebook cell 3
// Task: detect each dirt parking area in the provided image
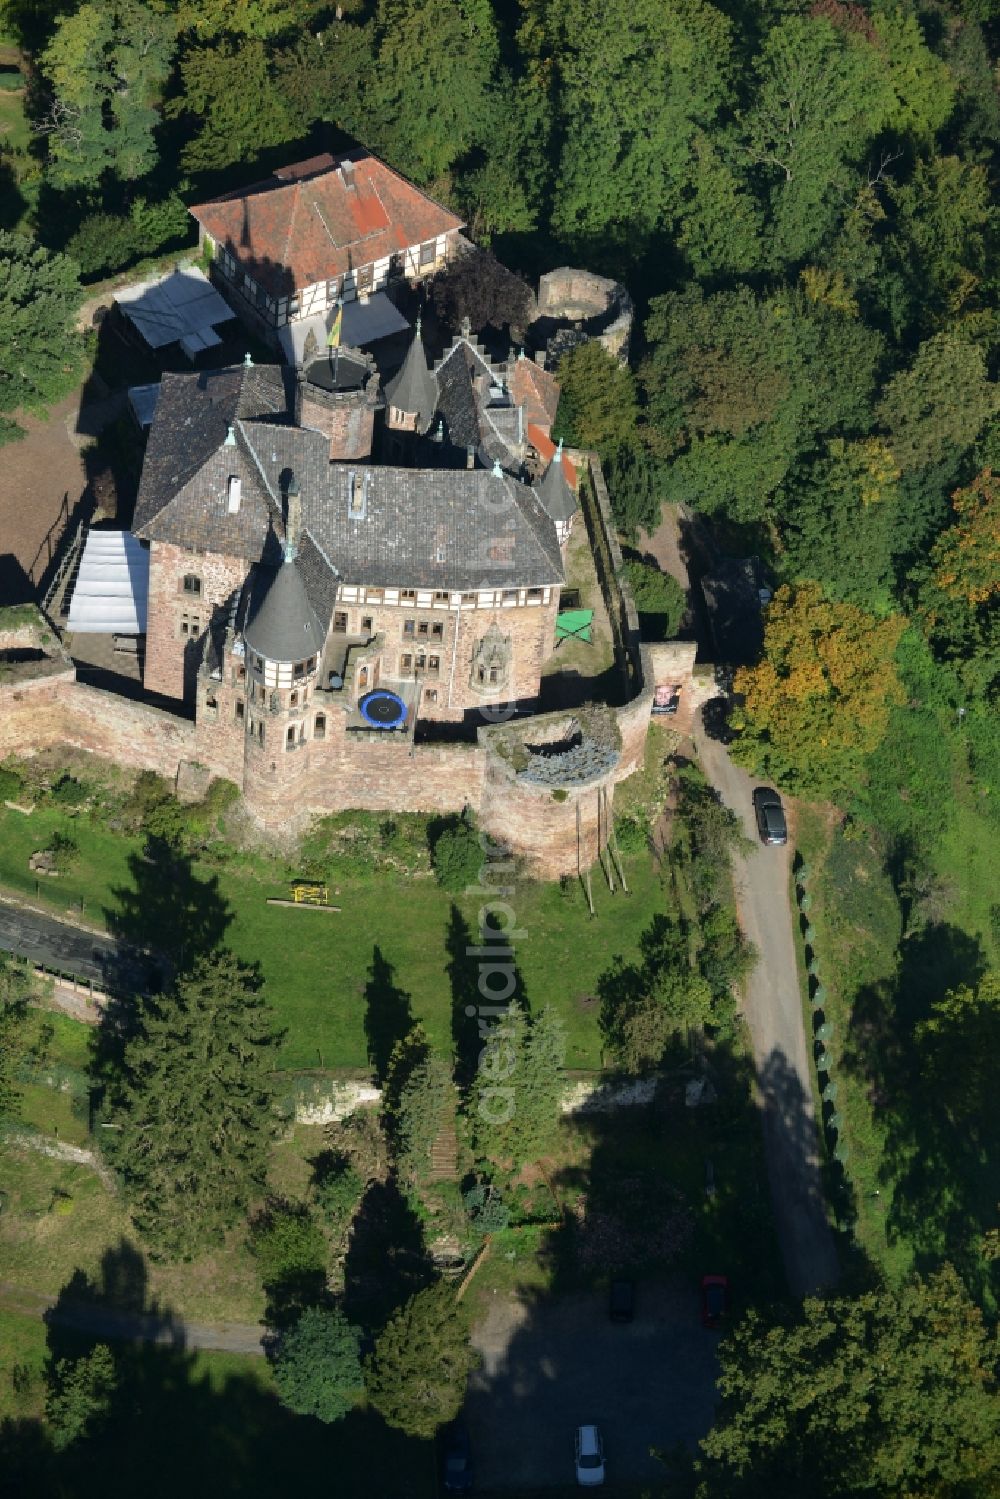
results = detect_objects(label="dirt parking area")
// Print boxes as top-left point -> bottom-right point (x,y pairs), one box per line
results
0,391 -> 90,601
467,1278 -> 719,1490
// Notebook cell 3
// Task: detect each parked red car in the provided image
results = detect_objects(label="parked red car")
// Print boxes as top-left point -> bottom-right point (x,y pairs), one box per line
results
700,1273 -> 730,1329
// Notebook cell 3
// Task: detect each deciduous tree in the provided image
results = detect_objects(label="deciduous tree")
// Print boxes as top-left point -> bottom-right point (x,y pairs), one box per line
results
698,1266 -> 1000,1497
877,332 -> 998,474
0,953 -> 38,1118
0,232 -> 83,445
45,1344 -> 117,1451
552,341 -> 640,461
39,0 -> 175,187
272,1305 -> 362,1424
731,583 -> 906,799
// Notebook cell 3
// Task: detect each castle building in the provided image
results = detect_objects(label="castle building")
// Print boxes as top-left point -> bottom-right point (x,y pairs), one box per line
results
132,352 -> 574,755
189,151 -> 464,342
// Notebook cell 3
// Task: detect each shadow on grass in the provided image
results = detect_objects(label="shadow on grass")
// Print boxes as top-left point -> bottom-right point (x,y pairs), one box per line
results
0,1238 -> 435,1499
90,835 -> 234,1094
445,904 -> 531,1097
363,945 -> 413,1087
342,1177 -> 434,1332
842,922 -> 998,1304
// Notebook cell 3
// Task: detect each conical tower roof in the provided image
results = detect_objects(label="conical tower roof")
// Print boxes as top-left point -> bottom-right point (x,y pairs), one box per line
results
243,552 -> 326,663
383,319 -> 437,432
535,443 -> 578,525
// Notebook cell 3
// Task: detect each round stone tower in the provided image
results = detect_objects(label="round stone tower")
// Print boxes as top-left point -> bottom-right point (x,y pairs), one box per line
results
240,492 -> 327,817
297,347 -> 379,461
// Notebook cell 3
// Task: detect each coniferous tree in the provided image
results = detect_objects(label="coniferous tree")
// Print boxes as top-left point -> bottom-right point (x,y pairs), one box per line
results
471,1001 -> 565,1167
102,951 -> 281,1259
365,1282 -> 477,1438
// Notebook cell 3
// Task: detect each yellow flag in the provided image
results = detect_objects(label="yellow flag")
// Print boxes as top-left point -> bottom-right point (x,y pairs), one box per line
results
327,304 -> 343,349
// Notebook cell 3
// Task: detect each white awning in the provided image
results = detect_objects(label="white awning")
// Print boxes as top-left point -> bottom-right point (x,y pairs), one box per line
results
67,532 -> 149,634
115,267 -> 234,355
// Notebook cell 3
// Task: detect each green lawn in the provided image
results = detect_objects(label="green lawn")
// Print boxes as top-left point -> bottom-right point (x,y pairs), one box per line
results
0,802 -> 668,1071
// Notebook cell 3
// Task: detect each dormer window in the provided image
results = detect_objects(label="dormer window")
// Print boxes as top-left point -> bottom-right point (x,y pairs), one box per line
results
348,470 -> 367,519
227,475 -> 242,513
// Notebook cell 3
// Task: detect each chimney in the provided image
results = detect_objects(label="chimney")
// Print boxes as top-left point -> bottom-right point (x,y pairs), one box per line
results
341,158 -> 356,191
227,475 -> 242,513
285,473 -> 301,552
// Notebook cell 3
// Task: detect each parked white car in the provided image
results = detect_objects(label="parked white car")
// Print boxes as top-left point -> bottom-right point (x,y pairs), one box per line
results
575,1424 -> 605,1487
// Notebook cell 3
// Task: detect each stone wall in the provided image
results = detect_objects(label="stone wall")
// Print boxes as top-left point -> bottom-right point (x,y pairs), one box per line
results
144,541 -> 247,703
535,267 -> 634,365
326,595 -> 560,720
0,674 -> 197,776
297,376 -> 377,461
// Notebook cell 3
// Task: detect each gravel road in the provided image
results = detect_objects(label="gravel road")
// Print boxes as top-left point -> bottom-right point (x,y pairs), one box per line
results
694,718 -> 839,1298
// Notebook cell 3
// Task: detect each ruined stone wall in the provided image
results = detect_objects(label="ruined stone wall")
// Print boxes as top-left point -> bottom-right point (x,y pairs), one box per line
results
144,542 -> 247,703
0,672 -> 197,776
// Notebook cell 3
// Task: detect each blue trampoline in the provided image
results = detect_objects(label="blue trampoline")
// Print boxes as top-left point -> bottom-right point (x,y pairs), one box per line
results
359,689 -> 407,728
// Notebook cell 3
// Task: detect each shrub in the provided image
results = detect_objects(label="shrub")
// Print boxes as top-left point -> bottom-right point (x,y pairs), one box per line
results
551,788 -> 568,803
624,560 -> 686,639
249,1198 -> 328,1329
614,814 -> 649,856
0,766 -> 23,801
430,813 -> 482,893
48,831 -> 79,873
49,774 -> 87,807
312,1154 -> 364,1238
463,1181 -> 510,1234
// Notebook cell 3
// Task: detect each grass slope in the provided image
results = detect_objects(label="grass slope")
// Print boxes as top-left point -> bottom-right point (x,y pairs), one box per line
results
0,803 -> 667,1071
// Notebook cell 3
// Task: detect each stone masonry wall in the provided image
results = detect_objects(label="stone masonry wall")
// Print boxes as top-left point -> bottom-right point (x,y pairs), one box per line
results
329,596 -> 560,720
144,541 -> 247,703
298,385 -> 376,461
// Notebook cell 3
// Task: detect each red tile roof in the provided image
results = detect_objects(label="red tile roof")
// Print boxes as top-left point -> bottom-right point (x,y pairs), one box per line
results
528,423 -> 577,488
511,358 -> 561,432
190,151 -> 464,298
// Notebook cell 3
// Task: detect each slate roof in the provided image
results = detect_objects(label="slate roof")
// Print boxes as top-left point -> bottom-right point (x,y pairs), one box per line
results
383,324 -> 437,432
432,337 -> 518,471
535,448 -> 578,525
132,364 -> 296,559
189,151 -> 464,299
302,466 -> 564,590
136,363 -> 564,599
244,552 -> 328,663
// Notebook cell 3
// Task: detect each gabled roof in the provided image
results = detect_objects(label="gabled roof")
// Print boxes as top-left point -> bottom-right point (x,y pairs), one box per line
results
303,466 -> 564,591
433,336 -> 517,471
510,356 -> 560,431
132,364 -> 296,558
190,150 -> 464,299
244,552 -> 328,663
383,323 -> 437,432
134,363 -> 564,594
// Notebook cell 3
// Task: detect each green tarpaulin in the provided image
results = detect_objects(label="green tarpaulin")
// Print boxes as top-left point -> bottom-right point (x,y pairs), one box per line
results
555,608 -> 594,643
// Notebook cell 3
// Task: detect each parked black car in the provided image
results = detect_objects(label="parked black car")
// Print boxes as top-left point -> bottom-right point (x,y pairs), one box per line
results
752,786 -> 787,845
442,1418 -> 474,1493
609,1278 -> 635,1323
